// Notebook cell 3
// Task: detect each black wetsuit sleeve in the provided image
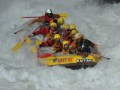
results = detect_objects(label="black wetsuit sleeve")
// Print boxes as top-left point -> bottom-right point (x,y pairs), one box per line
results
85,39 -> 94,47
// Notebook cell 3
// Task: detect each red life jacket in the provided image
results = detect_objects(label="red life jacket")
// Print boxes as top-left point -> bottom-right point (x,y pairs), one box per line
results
40,40 -> 54,47
44,13 -> 54,22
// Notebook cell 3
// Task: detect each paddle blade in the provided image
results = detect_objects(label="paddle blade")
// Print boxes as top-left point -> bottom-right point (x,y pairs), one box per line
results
35,40 -> 42,46
11,42 -> 23,52
30,45 -> 37,54
58,13 -> 68,18
25,38 -> 31,44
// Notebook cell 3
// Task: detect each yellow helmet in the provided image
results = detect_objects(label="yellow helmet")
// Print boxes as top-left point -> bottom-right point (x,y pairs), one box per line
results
75,33 -> 83,39
57,18 -> 64,25
70,30 -> 78,35
50,22 -> 57,27
54,34 -> 61,39
69,24 -> 76,30
62,40 -> 69,46
62,24 -> 69,29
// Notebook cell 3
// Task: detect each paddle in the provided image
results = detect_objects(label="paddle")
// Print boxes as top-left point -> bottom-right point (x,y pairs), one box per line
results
14,29 -> 24,34
30,40 -> 42,54
12,22 -> 42,53
58,13 -> 68,19
11,37 -> 31,52
22,13 -> 68,19
101,56 -> 110,60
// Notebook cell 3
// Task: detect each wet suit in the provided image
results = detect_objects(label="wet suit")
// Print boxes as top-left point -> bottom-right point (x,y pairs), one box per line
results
76,38 -> 94,54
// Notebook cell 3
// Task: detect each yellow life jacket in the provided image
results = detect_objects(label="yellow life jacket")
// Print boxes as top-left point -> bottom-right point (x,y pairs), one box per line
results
61,49 -> 69,54
52,41 -> 62,51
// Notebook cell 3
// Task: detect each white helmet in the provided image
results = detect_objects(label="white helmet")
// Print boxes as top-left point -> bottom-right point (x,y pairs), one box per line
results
75,33 -> 83,39
45,9 -> 52,14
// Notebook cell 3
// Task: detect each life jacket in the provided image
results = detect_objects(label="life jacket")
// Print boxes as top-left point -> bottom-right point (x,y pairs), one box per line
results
45,27 -> 58,41
52,41 -> 62,52
45,32 -> 54,41
70,40 -> 76,49
61,44 -> 69,54
44,13 -> 54,23
61,49 -> 69,54
45,33 -> 52,39
69,40 -> 76,54
62,30 -> 70,40
49,27 -> 59,34
66,35 -> 74,44
40,40 -> 54,47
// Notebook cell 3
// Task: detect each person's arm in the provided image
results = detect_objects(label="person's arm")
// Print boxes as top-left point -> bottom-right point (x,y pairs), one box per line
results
29,27 -> 49,37
29,16 -> 45,25
33,27 -> 49,35
54,14 -> 60,18
39,40 -> 54,47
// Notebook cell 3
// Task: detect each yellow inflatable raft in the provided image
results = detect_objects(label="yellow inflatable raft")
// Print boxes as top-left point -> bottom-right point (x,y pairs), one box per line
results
37,52 -> 101,69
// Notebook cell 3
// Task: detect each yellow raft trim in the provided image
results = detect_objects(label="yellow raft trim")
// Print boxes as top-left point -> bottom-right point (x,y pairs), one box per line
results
37,54 -> 101,66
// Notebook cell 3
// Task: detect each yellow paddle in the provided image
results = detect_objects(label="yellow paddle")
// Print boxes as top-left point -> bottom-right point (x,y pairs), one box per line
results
30,40 -> 42,54
11,42 -> 23,53
30,45 -> 38,54
58,13 -> 68,19
11,37 -> 31,53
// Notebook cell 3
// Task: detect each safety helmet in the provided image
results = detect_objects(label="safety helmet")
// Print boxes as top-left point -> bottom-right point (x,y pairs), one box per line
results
70,30 -> 78,35
69,24 -> 76,30
75,33 -> 83,39
54,34 -> 61,39
57,18 -> 64,25
45,9 -> 52,14
62,40 -> 69,46
62,24 -> 69,29
50,22 -> 57,27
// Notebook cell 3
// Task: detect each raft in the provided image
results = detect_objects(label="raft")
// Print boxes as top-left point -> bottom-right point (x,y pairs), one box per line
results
37,47 -> 101,69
